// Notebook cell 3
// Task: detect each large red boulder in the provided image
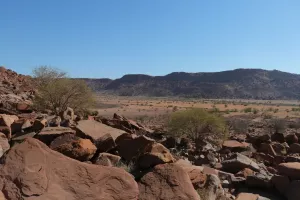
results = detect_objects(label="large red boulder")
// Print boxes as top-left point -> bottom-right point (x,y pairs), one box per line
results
0,138 -> 139,200
138,163 -> 201,200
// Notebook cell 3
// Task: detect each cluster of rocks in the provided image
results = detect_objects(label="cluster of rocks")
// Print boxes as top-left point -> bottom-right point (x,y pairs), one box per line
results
0,66 -> 34,114
1,107 -> 300,200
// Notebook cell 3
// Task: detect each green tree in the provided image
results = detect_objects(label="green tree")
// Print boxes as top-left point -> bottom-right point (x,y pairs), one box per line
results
32,66 -> 94,114
167,108 -> 228,142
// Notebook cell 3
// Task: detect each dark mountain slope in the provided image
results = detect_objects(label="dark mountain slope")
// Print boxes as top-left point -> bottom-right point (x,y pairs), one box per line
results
85,69 -> 300,99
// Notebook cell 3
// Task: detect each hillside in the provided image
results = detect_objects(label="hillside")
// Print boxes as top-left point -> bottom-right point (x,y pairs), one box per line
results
86,69 -> 300,99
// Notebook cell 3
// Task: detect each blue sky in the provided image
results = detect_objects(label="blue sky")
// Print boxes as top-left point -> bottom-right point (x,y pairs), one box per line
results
1,0 -> 300,78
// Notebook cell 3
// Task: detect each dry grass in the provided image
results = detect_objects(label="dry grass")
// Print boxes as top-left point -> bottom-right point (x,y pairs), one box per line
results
94,95 -> 300,121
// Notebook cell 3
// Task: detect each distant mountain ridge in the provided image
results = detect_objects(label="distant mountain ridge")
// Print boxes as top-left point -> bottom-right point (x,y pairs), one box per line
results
82,68 -> 300,99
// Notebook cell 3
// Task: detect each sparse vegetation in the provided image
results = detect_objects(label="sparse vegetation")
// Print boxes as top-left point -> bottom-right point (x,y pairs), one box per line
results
167,108 -> 228,142
32,66 -> 94,114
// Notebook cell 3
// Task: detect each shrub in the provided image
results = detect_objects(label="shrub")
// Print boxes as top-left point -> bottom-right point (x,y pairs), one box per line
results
252,108 -> 259,114
32,66 -> 94,114
227,118 -> 249,134
243,107 -> 252,113
167,108 -> 228,142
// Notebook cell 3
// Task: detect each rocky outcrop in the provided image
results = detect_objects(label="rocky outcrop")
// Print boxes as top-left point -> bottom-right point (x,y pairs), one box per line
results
50,134 -> 97,161
138,164 -> 201,200
76,120 -> 125,149
0,138 -> 139,200
35,127 -> 76,145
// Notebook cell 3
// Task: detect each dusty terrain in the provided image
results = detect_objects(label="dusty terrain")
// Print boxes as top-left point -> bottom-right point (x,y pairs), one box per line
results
95,94 -> 300,120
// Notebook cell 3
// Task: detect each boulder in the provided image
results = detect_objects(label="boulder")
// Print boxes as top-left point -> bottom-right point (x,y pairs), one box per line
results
198,174 -> 222,200
285,133 -> 298,145
11,119 -> 32,134
31,118 -> 47,132
235,193 -> 259,200
138,143 -> 175,169
235,168 -> 254,178
246,173 -> 272,189
285,180 -> 300,200
259,143 -> 276,156
175,160 -> 207,189
76,120 -> 125,148
50,134 -> 97,161
0,114 -> 18,138
271,132 -> 285,143
222,153 -> 260,173
94,153 -> 121,166
138,163 -> 200,200
222,140 -> 249,151
0,138 -> 139,200
289,143 -> 300,153
0,133 -> 9,157
117,135 -> 154,161
278,162 -> 300,179
35,127 -> 76,145
271,175 -> 290,195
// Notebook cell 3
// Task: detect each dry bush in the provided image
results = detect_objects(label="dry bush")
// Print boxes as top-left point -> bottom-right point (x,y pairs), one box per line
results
33,66 -> 94,114
167,108 -> 228,142
271,118 -> 287,133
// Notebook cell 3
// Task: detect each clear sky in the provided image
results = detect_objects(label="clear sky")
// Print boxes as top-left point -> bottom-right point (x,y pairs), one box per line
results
1,0 -> 300,78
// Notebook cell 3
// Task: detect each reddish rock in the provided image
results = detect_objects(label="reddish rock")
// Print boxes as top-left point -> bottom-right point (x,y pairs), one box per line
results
138,143 -> 175,169
94,153 -> 121,166
16,103 -> 31,112
117,135 -> 155,161
0,133 -> 9,157
35,127 -> 76,145
0,138 -> 139,200
278,162 -> 300,179
236,168 -> 254,178
50,134 -> 97,161
138,164 -> 200,200
76,120 -> 125,148
222,140 -> 249,150
235,193 -> 259,200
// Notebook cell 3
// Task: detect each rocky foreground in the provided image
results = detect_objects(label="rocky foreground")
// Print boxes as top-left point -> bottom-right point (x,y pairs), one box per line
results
0,66 -> 299,199
0,107 -> 298,200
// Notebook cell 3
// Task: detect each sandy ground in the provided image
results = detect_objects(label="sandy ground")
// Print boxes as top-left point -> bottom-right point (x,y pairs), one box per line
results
94,95 -> 300,120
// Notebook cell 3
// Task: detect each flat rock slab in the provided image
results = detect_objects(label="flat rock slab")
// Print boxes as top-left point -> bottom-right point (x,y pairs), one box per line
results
0,138 -> 139,200
35,127 -> 76,145
76,120 -> 125,141
278,162 -> 300,179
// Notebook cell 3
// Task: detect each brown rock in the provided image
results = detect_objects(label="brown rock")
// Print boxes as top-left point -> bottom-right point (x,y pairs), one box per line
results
94,153 -> 121,166
289,143 -> 300,153
117,135 -> 154,161
50,134 -> 97,161
138,143 -> 175,169
235,193 -> 259,200
236,168 -> 254,178
138,164 -> 200,200
32,118 -> 47,132
76,120 -> 125,148
259,143 -> 276,156
285,180 -> 300,200
0,133 -> 9,157
16,103 -> 31,112
222,140 -> 249,150
285,133 -> 298,145
0,138 -> 139,200
271,175 -> 290,195
278,162 -> 300,179
35,127 -> 76,145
